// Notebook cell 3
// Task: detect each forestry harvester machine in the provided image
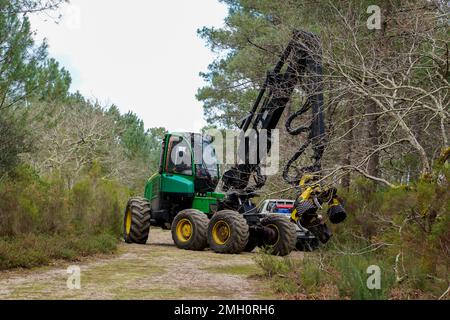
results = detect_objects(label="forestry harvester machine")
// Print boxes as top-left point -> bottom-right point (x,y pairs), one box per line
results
123,30 -> 347,256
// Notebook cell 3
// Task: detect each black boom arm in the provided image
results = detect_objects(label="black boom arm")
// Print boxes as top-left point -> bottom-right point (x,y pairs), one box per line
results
222,30 -> 326,194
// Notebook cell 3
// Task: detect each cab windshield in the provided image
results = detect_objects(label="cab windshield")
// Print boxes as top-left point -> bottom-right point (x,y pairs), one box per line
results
193,137 -> 220,193
197,139 -> 219,179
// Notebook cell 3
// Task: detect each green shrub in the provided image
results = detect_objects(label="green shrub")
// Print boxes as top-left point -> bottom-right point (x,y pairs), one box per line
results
0,233 -> 118,270
299,257 -> 328,293
0,163 -> 130,270
256,171 -> 449,299
255,250 -> 331,296
332,254 -> 394,300
254,249 -> 294,277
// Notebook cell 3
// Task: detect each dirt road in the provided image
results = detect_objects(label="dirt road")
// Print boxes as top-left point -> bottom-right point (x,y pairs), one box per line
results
0,229 -> 302,300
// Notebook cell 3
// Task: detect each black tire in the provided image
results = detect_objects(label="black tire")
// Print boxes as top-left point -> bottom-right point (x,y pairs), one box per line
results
171,209 -> 209,251
123,197 -> 151,244
261,215 -> 296,256
208,210 -> 249,254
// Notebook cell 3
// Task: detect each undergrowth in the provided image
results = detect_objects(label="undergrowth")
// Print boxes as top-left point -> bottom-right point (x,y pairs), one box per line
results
255,168 -> 450,300
0,163 -> 130,269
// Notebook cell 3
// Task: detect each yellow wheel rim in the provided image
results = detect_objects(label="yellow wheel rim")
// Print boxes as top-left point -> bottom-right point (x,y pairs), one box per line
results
125,208 -> 132,235
212,221 -> 231,245
266,224 -> 280,246
176,219 -> 193,242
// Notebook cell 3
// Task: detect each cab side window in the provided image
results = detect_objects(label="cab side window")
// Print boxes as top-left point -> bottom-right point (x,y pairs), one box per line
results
166,136 -> 192,176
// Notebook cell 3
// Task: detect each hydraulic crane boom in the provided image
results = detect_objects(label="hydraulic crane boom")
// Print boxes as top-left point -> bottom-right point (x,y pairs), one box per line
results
222,30 -> 326,194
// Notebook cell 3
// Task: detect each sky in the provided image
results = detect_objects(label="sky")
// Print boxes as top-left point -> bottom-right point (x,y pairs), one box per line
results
29,0 -> 228,132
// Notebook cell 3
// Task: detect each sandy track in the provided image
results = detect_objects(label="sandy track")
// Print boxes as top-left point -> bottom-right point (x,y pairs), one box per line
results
0,229 -> 298,300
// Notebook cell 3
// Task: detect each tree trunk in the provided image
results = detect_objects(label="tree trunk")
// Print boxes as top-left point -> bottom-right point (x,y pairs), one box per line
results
341,103 -> 354,190
366,99 -> 380,177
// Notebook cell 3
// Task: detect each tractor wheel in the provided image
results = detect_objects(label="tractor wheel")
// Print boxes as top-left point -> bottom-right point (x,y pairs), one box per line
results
208,210 -> 249,254
123,197 -> 151,244
171,209 -> 209,251
261,215 -> 296,256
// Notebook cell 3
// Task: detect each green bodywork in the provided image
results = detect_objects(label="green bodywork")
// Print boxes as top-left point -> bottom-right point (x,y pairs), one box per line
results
143,132 -> 224,216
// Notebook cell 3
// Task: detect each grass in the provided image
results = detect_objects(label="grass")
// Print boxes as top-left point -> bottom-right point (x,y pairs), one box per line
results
332,254 -> 395,300
253,250 -> 397,299
0,233 -> 118,270
113,287 -> 237,300
254,250 -> 296,277
252,172 -> 450,300
203,264 -> 261,276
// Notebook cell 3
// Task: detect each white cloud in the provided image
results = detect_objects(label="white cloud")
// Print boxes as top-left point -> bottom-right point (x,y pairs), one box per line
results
29,0 -> 227,132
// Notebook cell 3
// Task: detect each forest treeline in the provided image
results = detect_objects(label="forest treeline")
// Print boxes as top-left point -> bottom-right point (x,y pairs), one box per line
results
0,0 -> 449,300
198,0 -> 449,299
0,0 -> 164,269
